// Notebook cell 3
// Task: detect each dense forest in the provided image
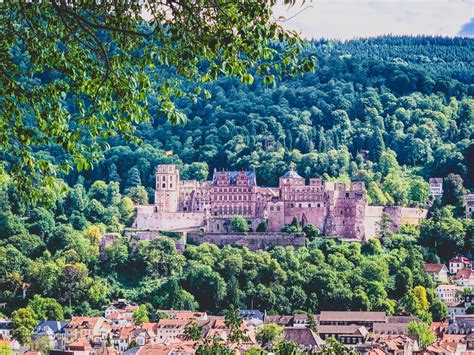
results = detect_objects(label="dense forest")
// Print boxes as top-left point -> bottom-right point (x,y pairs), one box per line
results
0,36 -> 473,322
69,36 -> 473,209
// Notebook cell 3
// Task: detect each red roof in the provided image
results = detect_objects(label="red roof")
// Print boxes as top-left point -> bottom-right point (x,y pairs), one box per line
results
449,256 -> 471,264
424,263 -> 446,273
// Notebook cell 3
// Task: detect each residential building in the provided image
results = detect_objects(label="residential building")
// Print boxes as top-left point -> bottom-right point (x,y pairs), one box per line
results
64,317 -> 105,349
32,321 -> 67,349
318,325 -> 368,345
453,268 -> 474,287
466,193 -> 474,219
0,318 -> 11,338
318,311 -> 387,331
429,178 -> 443,198
282,328 -> 325,352
424,263 -> 449,283
449,256 -> 472,274
436,285 -> 461,304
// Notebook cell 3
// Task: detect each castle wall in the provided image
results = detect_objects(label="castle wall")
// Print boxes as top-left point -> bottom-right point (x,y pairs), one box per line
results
363,205 -> 428,239
187,232 -> 306,251
133,205 -> 205,231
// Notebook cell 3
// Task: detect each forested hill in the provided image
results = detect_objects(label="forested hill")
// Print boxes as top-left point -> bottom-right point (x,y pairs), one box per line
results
77,36 -> 473,207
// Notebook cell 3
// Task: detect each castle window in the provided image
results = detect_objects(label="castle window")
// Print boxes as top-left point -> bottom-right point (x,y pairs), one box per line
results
270,206 -> 274,211
340,210 -> 343,215
163,176 -> 166,181
170,184 -> 173,188
299,203 -> 302,208
277,206 -> 281,211
291,203 -> 294,208
317,203 -> 321,208
308,204 -> 312,207
162,183 -> 166,188
346,192 -> 350,198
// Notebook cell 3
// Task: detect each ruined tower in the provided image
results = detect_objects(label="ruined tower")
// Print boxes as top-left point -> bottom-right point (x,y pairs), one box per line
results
155,164 -> 180,212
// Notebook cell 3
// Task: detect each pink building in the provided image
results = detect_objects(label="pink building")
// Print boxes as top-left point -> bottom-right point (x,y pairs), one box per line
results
133,164 -> 426,241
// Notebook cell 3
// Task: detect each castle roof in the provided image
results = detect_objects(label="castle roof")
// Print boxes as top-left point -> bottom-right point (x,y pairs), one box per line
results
212,171 -> 256,186
281,169 -> 303,179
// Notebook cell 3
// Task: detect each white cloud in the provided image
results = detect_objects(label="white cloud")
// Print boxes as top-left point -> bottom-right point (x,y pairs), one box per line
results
273,0 -> 474,40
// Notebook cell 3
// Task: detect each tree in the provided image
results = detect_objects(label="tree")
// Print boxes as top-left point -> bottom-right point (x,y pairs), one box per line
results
133,305 -> 149,326
11,308 -> 38,345
430,300 -> 448,321
306,312 -> 317,332
303,224 -> 320,241
126,168 -> 142,188
256,221 -> 268,233
274,340 -> 301,355
443,174 -> 467,216
184,322 -> 202,341
126,186 -> 149,205
419,207 -> 465,261
408,321 -> 435,348
256,323 -> 284,349
28,295 -> 64,321
230,216 -> 249,233
223,308 -> 249,345
1,1 -> 313,200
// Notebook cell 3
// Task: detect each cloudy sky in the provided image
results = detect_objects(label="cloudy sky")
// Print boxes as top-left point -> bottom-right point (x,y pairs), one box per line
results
273,0 -> 474,40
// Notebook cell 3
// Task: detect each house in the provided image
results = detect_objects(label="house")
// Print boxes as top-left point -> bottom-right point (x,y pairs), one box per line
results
453,268 -> 474,287
466,193 -> 474,219
449,256 -> 472,275
282,328 -> 325,352
445,314 -> 474,334
104,299 -> 138,322
429,178 -> 443,198
64,317 -> 105,348
447,294 -> 474,317
238,310 -> 265,326
424,264 -> 449,283
357,335 -> 419,355
155,319 -> 191,342
318,311 -> 386,331
0,318 -> 11,338
436,284 -> 461,304
158,310 -> 208,322
123,343 -> 196,355
32,320 -> 67,349
372,322 -> 410,335
263,314 -> 309,328
318,325 -> 368,345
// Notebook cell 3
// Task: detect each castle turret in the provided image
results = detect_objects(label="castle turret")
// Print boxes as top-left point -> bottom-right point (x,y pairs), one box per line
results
155,164 -> 180,213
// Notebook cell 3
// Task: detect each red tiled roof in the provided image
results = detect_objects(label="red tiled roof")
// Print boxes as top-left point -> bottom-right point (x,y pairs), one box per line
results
424,263 -> 446,273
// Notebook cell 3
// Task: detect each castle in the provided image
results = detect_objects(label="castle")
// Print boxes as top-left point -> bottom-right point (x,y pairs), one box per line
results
133,164 -> 427,241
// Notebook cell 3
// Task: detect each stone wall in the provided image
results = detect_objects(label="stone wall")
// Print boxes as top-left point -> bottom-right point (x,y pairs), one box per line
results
364,205 -> 428,239
187,232 -> 305,251
132,205 -> 205,232
124,230 -> 186,252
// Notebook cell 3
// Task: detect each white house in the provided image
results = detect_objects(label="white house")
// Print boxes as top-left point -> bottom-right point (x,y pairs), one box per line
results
449,256 -> 472,275
424,264 -> 449,283
437,284 -> 461,304
0,318 -> 11,338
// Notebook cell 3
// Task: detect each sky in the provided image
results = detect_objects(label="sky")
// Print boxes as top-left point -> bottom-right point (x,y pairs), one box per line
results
273,0 -> 474,40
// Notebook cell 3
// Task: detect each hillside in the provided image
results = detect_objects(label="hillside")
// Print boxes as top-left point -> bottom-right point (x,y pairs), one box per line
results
74,36 -> 473,208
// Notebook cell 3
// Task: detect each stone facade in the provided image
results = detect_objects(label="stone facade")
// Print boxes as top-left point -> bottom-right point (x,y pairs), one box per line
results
187,232 -> 306,251
133,164 -> 427,241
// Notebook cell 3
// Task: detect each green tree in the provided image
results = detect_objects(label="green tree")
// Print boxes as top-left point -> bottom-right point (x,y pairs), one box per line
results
2,1 -> 313,200
28,295 -> 64,321
11,308 -> 38,345
184,322 -> 202,341
443,174 -> 467,216
230,216 -> 249,233
126,186 -> 149,205
408,321 -> 435,348
256,323 -> 284,349
133,305 -> 149,326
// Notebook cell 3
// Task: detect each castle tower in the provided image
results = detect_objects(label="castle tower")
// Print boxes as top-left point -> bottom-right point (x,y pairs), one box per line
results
155,164 -> 180,213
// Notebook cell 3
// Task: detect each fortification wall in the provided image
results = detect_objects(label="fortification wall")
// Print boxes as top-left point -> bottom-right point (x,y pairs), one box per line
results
124,231 -> 186,252
364,206 -> 384,239
364,205 -> 428,239
187,232 -> 306,251
133,205 -> 205,231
